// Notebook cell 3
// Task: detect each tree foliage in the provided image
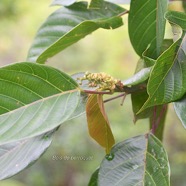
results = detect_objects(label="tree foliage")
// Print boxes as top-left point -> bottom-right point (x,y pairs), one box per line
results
1,0 -> 186,185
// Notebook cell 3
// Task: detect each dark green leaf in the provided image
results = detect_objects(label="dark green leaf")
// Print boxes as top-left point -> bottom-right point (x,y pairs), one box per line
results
88,168 -> 99,186
89,0 -> 104,9
139,35 -> 186,112
98,134 -> 170,185
27,1 -> 127,63
165,10 -> 186,30
0,131 -> 53,180
174,94 -> 186,129
132,90 -> 150,121
0,62 -> 80,145
129,0 -> 167,58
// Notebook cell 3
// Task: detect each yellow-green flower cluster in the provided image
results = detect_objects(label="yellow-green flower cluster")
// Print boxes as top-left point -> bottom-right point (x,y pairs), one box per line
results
79,72 -> 119,92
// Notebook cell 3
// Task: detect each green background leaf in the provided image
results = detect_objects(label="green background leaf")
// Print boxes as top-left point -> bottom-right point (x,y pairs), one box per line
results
27,1 -> 126,63
97,134 -> 170,185
128,0 -> 167,58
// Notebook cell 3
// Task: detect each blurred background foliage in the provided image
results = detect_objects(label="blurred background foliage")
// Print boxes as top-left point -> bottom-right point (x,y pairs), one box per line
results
0,0 -> 186,186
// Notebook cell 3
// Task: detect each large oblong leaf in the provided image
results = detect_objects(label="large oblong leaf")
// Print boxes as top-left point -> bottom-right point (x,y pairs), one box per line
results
128,0 -> 167,58
0,62 -> 81,145
0,131 -> 53,180
27,1 -> 127,63
92,133 -> 170,186
139,35 -> 186,112
86,94 -> 115,154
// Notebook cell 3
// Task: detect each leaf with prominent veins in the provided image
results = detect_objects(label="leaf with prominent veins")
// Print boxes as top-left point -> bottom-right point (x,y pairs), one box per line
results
139,35 -> 186,112
0,62 -> 81,145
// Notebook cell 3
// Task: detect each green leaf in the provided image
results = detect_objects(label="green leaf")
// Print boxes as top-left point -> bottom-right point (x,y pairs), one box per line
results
86,94 -> 115,154
132,90 -> 150,121
98,134 -> 170,186
165,10 -> 186,30
123,67 -> 151,86
128,0 -> 167,58
88,168 -> 99,186
89,0 -> 104,9
0,131 -> 53,180
51,0 -> 76,6
139,35 -> 186,112
0,62 -> 80,145
174,94 -> 186,129
27,1 -> 127,63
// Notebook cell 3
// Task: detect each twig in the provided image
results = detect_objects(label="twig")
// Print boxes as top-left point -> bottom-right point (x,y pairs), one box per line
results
104,93 -> 125,103
120,93 -> 128,106
83,89 -> 112,95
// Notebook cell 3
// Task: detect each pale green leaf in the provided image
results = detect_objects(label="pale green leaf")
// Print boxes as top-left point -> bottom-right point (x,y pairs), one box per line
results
0,62 -> 80,145
123,67 -> 151,86
0,132 -> 53,180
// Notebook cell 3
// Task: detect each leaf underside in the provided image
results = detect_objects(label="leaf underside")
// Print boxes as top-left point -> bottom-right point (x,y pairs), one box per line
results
0,62 -> 81,145
92,134 -> 170,186
0,131 -> 53,180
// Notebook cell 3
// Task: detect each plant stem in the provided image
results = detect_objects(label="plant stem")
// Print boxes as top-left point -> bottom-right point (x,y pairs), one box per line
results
83,90 -> 112,95
104,93 -> 126,103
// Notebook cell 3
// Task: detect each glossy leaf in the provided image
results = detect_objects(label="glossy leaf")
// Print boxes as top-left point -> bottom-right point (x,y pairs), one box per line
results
128,0 -> 167,58
165,11 -> 186,30
139,35 -> 186,112
51,0 -> 76,6
123,67 -> 151,86
0,131 -> 53,180
27,1 -> 127,63
97,134 -> 170,186
0,62 -> 80,145
86,94 -> 115,154
174,94 -> 186,129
